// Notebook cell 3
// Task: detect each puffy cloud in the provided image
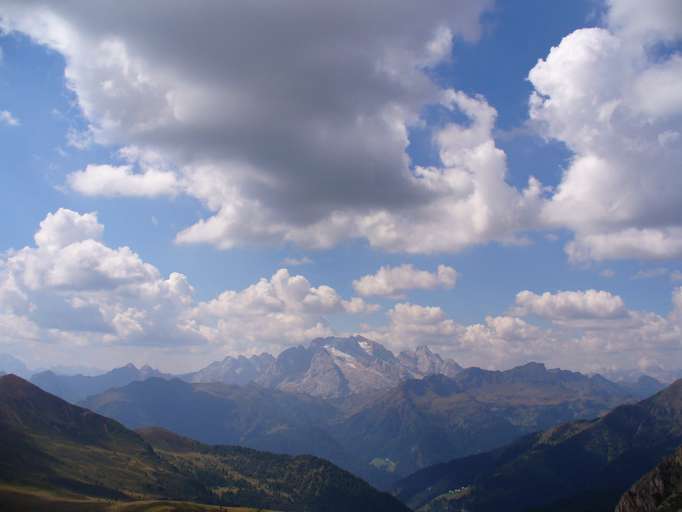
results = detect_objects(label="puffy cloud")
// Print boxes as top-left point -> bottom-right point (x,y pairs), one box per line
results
607,0 -> 682,43
67,164 -> 179,197
512,289 -> 628,321
34,208 -> 103,250
364,288 -> 682,374
353,264 -> 457,298
1,1 -> 548,254
530,0 -> 682,261
0,210 -> 375,358
1,209 -> 196,345
363,302 -> 459,351
190,268 -> 377,352
0,110 -> 19,126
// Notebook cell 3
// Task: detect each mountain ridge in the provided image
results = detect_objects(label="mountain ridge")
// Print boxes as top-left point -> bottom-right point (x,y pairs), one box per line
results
394,378 -> 682,511
82,360 -> 640,488
0,373 -> 409,512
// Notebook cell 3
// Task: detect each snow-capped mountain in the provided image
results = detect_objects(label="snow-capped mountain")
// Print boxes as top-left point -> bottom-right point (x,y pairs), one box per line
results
189,336 -> 463,398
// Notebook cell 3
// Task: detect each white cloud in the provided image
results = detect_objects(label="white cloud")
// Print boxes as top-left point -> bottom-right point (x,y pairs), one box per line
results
530,1 -> 682,262
34,208 -> 103,251
364,288 -> 682,374
0,210 -> 375,358
2,210 -> 681,373
68,164 -> 179,198
3,0 -> 681,264
0,110 -> 19,126
606,0 -> 682,43
1,2 -> 551,255
512,289 -> 627,321
1,209 -> 196,345
353,264 -> 457,297
190,268 -> 377,352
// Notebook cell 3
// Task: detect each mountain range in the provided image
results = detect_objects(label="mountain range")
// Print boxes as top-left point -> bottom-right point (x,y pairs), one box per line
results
81,358 -> 644,488
19,337 -> 464,405
186,336 -> 463,399
30,363 -> 171,403
393,378 -> 682,511
14,337 -> 665,408
0,373 -> 408,512
0,354 -> 30,379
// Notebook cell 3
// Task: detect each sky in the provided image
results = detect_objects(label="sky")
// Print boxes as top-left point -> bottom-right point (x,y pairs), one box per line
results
0,0 -> 681,376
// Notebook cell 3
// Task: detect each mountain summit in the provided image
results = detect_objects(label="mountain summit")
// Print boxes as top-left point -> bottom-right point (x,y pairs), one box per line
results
188,335 -> 463,398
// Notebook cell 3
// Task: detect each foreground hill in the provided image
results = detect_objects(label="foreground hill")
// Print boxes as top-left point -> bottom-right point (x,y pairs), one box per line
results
0,374 -> 409,512
83,362 -> 637,488
616,445 -> 682,512
82,377 -> 347,464
393,379 -> 682,511
30,364 -> 171,403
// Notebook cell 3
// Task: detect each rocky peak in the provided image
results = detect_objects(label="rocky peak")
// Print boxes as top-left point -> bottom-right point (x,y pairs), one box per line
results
616,445 -> 682,512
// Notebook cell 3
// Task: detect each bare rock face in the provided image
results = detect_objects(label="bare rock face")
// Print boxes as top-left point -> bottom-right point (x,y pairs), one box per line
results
188,335 -> 464,399
616,446 -> 682,512
260,336 -> 464,399
398,345 -> 462,379
186,353 -> 275,385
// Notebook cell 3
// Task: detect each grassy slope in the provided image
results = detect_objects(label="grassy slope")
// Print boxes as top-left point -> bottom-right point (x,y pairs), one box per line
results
0,375 -> 409,512
0,484 -> 268,511
395,380 -> 682,512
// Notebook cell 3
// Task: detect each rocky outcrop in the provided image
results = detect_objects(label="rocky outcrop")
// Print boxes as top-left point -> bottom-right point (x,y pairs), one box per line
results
616,446 -> 682,512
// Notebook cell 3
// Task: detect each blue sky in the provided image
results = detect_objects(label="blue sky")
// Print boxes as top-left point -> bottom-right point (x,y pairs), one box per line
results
0,0 -> 681,376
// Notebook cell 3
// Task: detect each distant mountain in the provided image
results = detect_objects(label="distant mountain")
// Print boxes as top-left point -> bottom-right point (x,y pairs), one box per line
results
619,374 -> 668,399
83,362 -> 637,489
332,362 -> 636,483
184,352 -> 275,385
398,345 -> 462,379
82,377 -> 347,464
30,363 -> 170,403
45,364 -> 106,376
186,336 -> 462,398
0,374 -> 409,512
601,367 -> 681,388
616,445 -> 682,512
254,336 -> 463,398
394,379 -> 682,512
0,354 -> 30,378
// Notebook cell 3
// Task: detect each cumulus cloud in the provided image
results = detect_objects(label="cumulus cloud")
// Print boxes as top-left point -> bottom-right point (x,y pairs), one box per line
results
1,1 -> 550,254
190,268 -> 378,352
0,110 -> 19,126
3,0 -> 681,263
2,210 -> 681,373
531,0 -> 682,261
353,264 -> 457,298
67,164 -> 179,197
1,209 -> 197,345
512,289 -> 628,321
0,209 -> 376,357
363,288 -> 682,375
